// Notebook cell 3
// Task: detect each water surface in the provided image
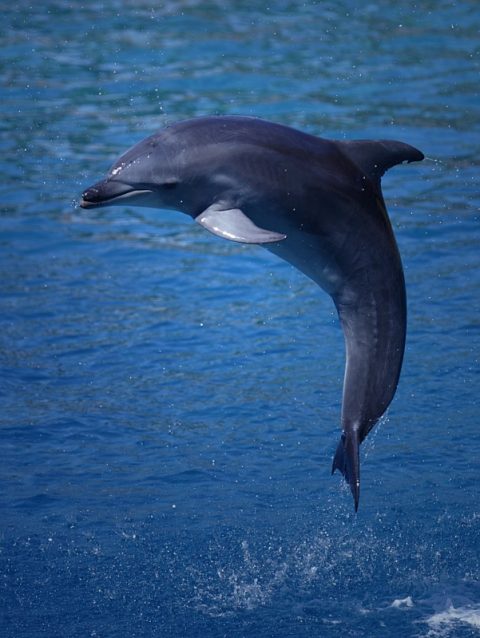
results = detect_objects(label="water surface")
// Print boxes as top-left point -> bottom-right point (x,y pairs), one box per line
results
1,2 -> 479,636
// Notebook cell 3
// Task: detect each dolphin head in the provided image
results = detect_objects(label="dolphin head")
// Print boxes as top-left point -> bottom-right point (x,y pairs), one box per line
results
80,131 -> 200,214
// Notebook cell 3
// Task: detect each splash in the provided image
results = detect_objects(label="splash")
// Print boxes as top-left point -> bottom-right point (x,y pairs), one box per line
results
189,540 -> 288,617
188,522 -> 381,618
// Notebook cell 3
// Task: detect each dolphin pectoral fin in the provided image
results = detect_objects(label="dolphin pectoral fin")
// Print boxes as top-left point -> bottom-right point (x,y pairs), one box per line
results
332,430 -> 360,512
195,205 -> 286,244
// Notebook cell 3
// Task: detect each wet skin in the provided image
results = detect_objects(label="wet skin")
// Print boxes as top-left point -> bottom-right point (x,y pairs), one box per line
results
81,116 -> 424,510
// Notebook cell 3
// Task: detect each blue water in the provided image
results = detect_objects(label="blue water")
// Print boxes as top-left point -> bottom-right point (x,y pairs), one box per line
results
1,2 -> 479,636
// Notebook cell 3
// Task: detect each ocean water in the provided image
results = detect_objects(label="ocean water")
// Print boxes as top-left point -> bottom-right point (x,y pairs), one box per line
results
1,1 -> 479,637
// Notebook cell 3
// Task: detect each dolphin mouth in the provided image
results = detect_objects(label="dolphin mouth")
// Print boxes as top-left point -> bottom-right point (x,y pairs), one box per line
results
79,181 -> 154,209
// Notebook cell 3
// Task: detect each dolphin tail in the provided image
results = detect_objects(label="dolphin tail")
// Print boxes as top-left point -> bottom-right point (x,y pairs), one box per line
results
331,430 -> 360,511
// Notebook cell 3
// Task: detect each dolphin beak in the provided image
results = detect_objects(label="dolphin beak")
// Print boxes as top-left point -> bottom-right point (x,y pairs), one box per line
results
80,179 -> 138,208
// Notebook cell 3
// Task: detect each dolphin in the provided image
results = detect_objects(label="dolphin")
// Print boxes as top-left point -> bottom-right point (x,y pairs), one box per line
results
80,116 -> 423,510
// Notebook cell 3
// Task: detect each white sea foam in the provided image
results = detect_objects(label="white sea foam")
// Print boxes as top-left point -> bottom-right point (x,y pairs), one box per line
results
391,595 -> 414,608
425,601 -> 480,635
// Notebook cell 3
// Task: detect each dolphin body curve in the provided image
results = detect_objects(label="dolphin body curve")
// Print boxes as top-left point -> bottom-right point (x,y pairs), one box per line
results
80,116 -> 423,510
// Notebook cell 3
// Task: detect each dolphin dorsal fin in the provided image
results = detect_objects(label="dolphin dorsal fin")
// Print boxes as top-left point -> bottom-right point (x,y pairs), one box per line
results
340,140 -> 424,185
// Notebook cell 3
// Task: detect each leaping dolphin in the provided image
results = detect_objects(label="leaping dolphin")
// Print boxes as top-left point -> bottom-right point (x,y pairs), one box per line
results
80,116 -> 423,510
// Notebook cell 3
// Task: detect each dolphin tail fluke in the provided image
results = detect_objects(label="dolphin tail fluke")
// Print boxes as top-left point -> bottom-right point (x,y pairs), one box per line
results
331,430 -> 360,511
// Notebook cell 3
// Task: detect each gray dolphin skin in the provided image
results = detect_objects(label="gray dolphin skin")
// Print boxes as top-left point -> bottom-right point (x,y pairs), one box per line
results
80,116 -> 423,510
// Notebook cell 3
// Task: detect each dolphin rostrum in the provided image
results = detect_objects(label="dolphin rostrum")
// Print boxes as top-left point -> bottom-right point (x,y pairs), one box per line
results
80,116 -> 423,510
